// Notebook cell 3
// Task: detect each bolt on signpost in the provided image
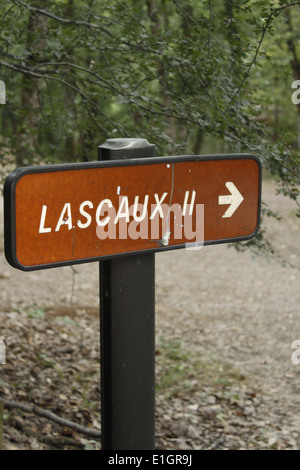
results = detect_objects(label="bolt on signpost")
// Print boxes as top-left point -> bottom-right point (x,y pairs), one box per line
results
4,138 -> 261,450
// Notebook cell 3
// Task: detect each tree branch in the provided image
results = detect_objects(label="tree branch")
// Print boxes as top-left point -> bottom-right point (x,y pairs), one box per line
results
280,163 -> 300,179
4,400 -> 101,438
13,0 -> 114,36
0,59 -> 127,135
225,2 -> 300,113
13,0 -> 163,56
32,61 -> 121,94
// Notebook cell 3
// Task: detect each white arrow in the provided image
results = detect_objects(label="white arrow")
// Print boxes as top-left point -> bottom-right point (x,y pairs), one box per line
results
218,182 -> 244,218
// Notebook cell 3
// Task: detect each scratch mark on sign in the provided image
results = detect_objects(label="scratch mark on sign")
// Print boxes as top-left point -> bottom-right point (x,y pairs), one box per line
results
160,163 -> 175,247
72,226 -> 76,256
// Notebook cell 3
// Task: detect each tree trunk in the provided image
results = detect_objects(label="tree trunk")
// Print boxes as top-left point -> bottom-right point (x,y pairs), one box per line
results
192,127 -> 204,155
64,0 -> 76,161
16,5 -> 49,166
146,0 -> 176,150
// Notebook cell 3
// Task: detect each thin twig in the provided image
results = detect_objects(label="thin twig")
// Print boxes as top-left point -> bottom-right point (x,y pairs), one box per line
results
280,163 -> 300,179
4,400 -> 101,438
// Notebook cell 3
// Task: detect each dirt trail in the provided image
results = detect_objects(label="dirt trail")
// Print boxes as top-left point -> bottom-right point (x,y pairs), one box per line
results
156,181 -> 300,413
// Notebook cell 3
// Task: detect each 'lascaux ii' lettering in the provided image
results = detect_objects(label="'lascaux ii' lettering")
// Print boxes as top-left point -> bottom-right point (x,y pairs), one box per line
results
38,191 -> 198,234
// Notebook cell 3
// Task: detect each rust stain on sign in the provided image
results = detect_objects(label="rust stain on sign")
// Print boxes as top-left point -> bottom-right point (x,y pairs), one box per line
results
4,155 -> 261,270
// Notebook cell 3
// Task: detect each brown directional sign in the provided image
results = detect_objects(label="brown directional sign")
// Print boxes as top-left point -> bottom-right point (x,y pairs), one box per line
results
4,154 -> 261,271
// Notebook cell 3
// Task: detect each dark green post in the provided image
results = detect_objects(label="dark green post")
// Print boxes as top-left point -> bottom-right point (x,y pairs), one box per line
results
98,139 -> 156,450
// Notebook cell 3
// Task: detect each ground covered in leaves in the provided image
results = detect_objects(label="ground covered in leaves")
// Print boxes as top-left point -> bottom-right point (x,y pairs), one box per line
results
0,180 -> 299,450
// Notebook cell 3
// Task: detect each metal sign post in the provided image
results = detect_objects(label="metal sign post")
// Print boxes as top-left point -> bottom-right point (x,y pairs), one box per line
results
98,139 -> 156,450
3,139 -> 261,450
